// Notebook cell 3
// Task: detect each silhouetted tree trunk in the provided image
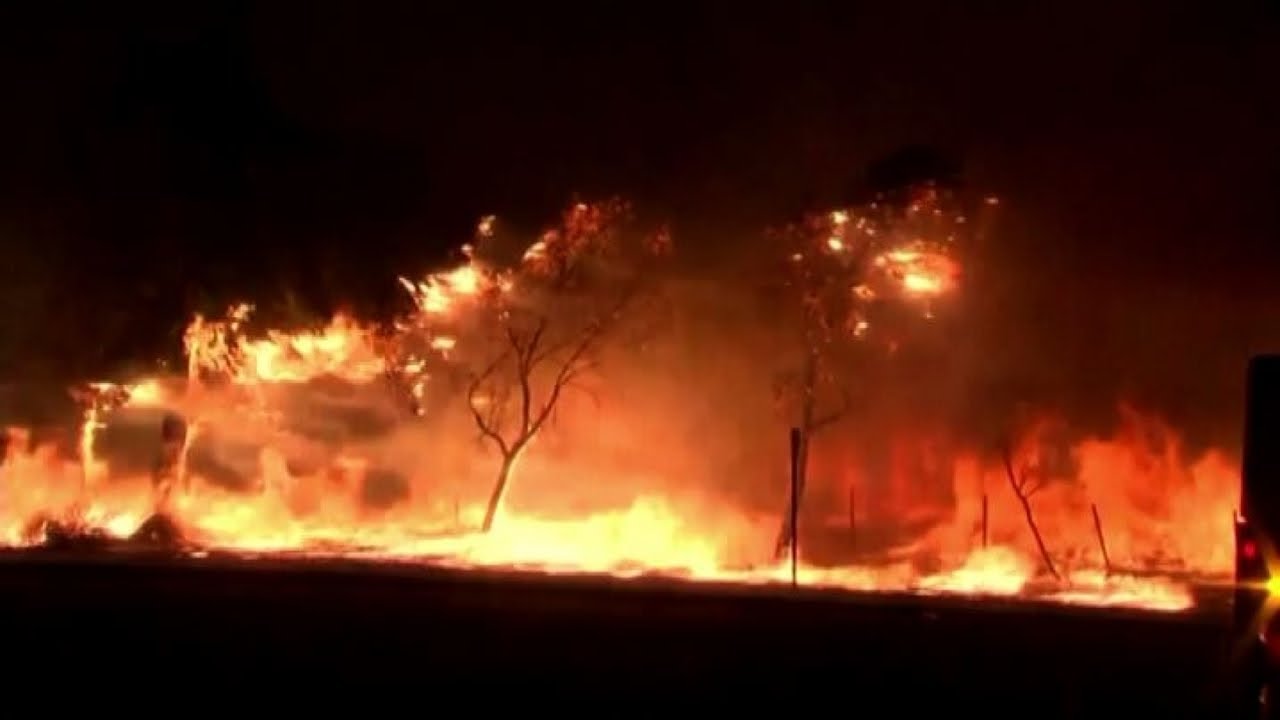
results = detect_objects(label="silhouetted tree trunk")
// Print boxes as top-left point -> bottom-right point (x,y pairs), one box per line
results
1001,444 -> 1059,580
482,447 -> 519,532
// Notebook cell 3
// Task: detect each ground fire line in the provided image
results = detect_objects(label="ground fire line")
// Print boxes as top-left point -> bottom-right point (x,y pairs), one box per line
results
0,198 -> 1240,613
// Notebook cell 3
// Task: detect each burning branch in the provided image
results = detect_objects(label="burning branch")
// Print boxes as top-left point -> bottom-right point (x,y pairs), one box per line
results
1000,443 -> 1060,580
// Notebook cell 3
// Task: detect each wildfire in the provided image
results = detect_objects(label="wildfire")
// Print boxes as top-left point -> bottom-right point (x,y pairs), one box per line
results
0,199 -> 1238,615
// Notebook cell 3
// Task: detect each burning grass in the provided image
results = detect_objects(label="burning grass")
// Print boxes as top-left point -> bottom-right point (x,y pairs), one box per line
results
0,197 -> 1240,613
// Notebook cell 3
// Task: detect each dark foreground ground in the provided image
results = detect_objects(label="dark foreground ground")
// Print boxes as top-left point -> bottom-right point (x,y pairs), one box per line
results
0,549 -> 1261,716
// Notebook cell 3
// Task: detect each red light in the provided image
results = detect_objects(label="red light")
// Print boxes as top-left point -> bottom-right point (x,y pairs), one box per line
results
1244,540 -> 1260,560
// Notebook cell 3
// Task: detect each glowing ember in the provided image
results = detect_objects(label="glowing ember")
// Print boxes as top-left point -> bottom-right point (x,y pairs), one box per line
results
0,198 -> 1238,614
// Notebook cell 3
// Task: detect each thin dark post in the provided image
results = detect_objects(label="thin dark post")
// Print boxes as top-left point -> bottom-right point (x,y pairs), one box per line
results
981,492 -> 989,548
1091,503 -> 1112,575
789,427 -> 801,588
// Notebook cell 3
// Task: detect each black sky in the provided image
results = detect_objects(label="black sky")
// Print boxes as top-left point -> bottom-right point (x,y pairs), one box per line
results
0,1 -> 1276,443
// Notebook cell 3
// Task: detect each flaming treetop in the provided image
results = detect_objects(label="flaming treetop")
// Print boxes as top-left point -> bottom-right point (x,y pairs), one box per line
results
784,182 -> 966,345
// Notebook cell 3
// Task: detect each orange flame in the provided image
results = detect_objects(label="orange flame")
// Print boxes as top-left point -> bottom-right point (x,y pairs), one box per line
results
0,201 -> 1236,615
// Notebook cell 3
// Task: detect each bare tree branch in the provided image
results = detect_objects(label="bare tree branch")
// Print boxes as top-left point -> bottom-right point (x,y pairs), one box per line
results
527,329 -> 599,442
467,349 -> 512,457
504,324 -> 524,355
1020,468 -> 1050,498
562,355 -> 602,387
1001,443 -> 1059,580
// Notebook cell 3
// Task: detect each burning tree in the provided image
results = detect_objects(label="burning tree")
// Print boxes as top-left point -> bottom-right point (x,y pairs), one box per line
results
398,200 -> 671,532
772,182 -> 967,558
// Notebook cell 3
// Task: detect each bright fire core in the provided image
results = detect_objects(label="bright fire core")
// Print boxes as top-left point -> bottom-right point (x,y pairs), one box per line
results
0,199 -> 1239,613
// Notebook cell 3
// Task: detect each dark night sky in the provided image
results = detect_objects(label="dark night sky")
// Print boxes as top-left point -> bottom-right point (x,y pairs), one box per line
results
0,1 -> 1277,443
